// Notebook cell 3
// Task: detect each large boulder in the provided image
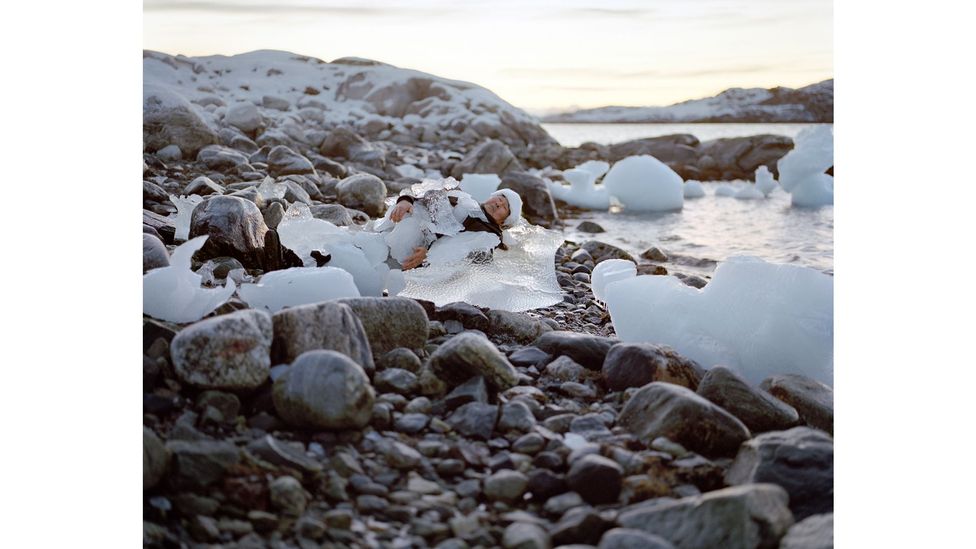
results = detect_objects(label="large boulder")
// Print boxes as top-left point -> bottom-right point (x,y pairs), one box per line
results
618,382 -> 751,458
697,366 -> 800,433
268,145 -> 316,177
760,374 -> 833,434
698,135 -> 793,179
272,350 -> 375,429
336,173 -> 387,217
608,134 -> 700,163
334,297 -> 429,356
616,484 -> 794,549
531,331 -> 616,370
188,195 -> 269,268
428,332 -> 519,391
271,302 -> 375,376
170,309 -> 272,390
450,139 -> 523,179
143,84 -> 220,157
499,172 -> 560,227
602,343 -> 703,392
725,427 -> 833,520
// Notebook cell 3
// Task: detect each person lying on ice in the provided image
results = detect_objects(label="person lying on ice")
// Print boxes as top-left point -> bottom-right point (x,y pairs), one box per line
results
389,188 -> 523,270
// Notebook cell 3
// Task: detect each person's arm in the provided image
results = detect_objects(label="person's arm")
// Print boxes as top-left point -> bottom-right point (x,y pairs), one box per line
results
390,195 -> 414,222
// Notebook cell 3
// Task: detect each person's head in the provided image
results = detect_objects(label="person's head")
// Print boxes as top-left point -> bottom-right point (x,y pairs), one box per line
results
484,189 -> 523,228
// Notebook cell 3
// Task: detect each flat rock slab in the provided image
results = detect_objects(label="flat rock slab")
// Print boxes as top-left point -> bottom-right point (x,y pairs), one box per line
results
761,374 -> 833,435
617,483 -> 794,549
271,301 -> 374,376
697,366 -> 800,433
725,427 -> 833,521
335,297 -> 429,356
618,382 -> 751,458
532,331 -> 616,370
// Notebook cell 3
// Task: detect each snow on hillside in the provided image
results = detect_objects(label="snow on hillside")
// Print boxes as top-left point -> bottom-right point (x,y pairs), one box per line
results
544,80 -> 833,123
143,49 -> 554,155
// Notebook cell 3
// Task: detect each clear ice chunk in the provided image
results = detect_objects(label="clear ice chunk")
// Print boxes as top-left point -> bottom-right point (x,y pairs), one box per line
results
400,223 -> 564,311
238,266 -> 360,313
143,235 -> 236,323
426,232 -> 500,264
256,176 -> 287,200
602,256 -> 833,386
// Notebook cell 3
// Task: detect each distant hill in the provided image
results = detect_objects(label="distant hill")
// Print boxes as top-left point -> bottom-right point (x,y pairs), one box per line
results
543,79 -> 833,123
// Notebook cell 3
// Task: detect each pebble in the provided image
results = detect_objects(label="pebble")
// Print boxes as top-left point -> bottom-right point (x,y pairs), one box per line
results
567,454 -> 623,504
484,469 -> 529,502
269,476 -> 307,516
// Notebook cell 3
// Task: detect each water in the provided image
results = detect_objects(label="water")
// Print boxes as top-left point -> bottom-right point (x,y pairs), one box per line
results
562,184 -> 833,275
543,122 -> 831,148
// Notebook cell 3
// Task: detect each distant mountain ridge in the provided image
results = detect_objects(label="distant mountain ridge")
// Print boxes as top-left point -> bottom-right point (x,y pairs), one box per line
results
543,79 -> 833,123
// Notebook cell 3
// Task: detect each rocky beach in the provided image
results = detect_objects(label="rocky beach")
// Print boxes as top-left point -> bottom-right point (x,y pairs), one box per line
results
143,50 -> 833,548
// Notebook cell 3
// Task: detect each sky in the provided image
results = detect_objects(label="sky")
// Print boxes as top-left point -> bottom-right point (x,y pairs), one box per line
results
143,0 -> 833,114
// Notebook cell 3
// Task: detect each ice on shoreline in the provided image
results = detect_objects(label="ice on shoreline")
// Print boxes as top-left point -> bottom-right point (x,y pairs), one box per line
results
143,235 -> 236,323
778,126 -> 834,207
597,255 -> 833,385
603,155 -> 684,212
238,267 -> 360,313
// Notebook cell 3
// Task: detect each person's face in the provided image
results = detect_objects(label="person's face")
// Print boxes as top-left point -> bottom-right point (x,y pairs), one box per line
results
483,195 -> 510,226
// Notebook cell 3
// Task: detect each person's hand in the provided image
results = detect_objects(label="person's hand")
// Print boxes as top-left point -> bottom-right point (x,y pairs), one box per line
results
390,201 -> 413,222
401,247 -> 427,270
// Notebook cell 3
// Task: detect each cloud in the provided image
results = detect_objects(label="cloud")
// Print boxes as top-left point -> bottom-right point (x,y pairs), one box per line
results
143,1 -> 456,17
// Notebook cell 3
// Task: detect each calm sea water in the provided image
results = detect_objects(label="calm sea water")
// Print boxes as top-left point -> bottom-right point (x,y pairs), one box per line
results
545,123 -> 834,273
543,122 -> 831,147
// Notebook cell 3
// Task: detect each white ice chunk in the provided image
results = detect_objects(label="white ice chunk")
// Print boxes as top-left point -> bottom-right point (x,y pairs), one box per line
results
576,160 -> 610,179
426,232 -> 500,264
591,259 -> 638,304
143,235 -> 236,323
602,155 -> 684,212
603,256 -> 833,386
238,266 -> 360,313
683,180 -> 706,198
385,269 -> 406,296
352,230 -> 390,266
400,223 -> 563,311
547,169 -> 610,210
778,126 -> 834,207
326,242 -> 385,296
734,185 -> 764,200
385,216 -> 427,264
277,203 -> 345,266
755,166 -> 778,197
714,184 -> 737,197
256,176 -> 286,200
169,194 -> 204,241
460,173 -> 501,202
395,164 -> 425,179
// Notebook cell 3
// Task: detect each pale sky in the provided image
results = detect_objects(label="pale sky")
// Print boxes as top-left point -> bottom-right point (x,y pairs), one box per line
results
143,0 -> 833,113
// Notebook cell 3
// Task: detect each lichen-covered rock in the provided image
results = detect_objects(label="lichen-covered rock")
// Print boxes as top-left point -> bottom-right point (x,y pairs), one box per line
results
617,483 -> 794,549
272,350 -> 375,430
336,173 -> 387,217
618,382 -> 751,458
188,195 -> 269,268
725,427 -> 833,520
697,366 -> 799,433
170,309 -> 272,389
602,343 -> 703,392
271,301 -> 375,376
428,332 -> 518,391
